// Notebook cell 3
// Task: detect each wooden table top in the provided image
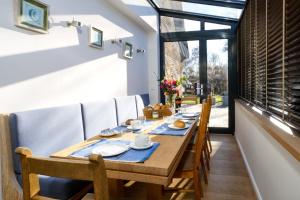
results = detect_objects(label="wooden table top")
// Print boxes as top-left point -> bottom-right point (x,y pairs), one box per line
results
51,105 -> 201,186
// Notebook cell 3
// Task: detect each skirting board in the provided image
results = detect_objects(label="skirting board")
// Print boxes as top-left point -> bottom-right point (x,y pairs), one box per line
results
235,136 -> 263,200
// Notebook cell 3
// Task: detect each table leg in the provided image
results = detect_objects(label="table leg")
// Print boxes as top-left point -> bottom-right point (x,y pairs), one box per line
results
146,183 -> 164,200
108,179 -> 124,198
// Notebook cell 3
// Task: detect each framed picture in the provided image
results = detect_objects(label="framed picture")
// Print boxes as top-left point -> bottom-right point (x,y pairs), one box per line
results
89,26 -> 103,49
16,0 -> 49,33
123,42 -> 133,59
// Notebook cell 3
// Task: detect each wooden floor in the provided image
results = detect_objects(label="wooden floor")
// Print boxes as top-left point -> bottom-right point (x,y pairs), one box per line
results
111,134 -> 257,200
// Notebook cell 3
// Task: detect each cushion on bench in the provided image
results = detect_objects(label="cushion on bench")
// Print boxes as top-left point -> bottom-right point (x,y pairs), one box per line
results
115,96 -> 138,125
16,174 -> 89,200
140,93 -> 150,106
82,99 -> 118,139
135,95 -> 145,117
10,104 -> 86,199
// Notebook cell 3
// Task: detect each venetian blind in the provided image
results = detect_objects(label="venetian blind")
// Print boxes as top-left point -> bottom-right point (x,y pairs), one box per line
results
285,0 -> 300,128
267,0 -> 284,117
256,0 -> 267,108
250,0 -> 256,103
245,5 -> 251,101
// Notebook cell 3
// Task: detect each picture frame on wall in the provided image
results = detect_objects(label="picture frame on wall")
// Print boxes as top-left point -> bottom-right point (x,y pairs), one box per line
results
15,0 -> 49,34
89,26 -> 103,49
123,42 -> 133,59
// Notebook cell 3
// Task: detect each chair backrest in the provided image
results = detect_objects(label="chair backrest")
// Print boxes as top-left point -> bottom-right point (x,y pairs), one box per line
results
182,95 -> 198,105
15,147 -> 109,200
207,95 -> 212,123
82,99 -> 118,139
115,96 -> 137,125
194,100 -> 210,171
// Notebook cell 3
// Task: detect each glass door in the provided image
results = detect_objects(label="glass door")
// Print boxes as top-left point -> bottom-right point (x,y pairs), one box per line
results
207,39 -> 229,128
162,38 -> 234,133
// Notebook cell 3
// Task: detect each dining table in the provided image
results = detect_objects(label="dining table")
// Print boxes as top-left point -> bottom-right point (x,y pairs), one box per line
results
51,104 -> 201,200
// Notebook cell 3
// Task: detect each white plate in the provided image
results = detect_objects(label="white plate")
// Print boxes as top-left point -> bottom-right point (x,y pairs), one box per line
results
92,144 -> 129,157
182,113 -> 198,118
168,124 -> 190,130
181,119 -> 193,124
129,142 -> 153,150
99,131 -> 119,137
127,126 -> 142,131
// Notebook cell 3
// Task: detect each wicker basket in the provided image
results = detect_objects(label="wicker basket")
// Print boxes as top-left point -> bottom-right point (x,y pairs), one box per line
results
143,106 -> 172,120
143,106 -> 154,119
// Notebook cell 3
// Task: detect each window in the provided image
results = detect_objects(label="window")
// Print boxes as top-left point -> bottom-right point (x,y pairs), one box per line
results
238,0 -> 300,130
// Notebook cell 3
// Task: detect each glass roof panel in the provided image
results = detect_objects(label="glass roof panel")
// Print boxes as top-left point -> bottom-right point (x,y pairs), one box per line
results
153,0 -> 243,19
205,22 -> 231,30
161,16 -> 201,32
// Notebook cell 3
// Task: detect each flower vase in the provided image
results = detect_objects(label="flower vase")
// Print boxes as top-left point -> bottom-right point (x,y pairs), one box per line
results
165,94 -> 175,108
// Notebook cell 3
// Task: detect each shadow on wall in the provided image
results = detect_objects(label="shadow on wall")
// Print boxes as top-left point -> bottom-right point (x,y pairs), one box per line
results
0,30 -> 134,88
0,0 -> 152,97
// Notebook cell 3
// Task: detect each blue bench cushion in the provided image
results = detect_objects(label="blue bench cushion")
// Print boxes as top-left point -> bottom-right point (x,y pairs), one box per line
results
17,175 -> 89,200
115,96 -> 138,125
10,104 -> 85,175
135,95 -> 145,117
82,99 -> 118,139
140,93 -> 150,107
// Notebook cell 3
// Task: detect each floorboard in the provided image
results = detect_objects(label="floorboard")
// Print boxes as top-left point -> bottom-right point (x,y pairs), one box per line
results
109,134 -> 257,200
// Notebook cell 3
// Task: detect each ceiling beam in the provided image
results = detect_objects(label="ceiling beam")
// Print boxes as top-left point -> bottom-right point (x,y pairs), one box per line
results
160,8 -> 238,25
171,0 -> 245,9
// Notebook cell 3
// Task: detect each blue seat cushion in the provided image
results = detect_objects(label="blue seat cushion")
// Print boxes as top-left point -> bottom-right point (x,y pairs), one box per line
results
140,93 -> 150,106
10,104 -> 85,175
115,96 -> 138,125
17,175 -> 90,200
82,99 -> 118,139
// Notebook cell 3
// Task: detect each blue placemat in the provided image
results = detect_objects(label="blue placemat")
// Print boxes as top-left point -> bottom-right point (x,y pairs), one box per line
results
149,123 -> 189,136
70,139 -> 159,163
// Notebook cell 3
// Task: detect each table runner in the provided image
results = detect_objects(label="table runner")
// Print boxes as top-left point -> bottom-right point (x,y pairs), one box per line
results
70,139 -> 159,163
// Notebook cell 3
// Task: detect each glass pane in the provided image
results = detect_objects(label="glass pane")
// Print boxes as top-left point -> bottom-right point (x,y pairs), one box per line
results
205,22 -> 231,30
161,16 -> 200,32
154,0 -> 242,19
164,41 -> 200,102
207,39 -> 229,128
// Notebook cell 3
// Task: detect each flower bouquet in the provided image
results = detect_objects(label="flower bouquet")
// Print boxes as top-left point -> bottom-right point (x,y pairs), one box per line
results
160,77 -> 185,107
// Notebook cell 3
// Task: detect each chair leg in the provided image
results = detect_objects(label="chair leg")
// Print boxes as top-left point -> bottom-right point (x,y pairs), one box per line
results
193,171 -> 203,199
207,130 -> 212,154
203,142 -> 210,171
200,156 -> 208,184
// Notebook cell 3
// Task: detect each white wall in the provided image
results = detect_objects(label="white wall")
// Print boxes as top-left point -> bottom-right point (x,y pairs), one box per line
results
235,102 -> 300,200
0,0 -> 159,113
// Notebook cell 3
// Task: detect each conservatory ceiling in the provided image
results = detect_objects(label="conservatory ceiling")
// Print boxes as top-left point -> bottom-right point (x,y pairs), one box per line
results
148,0 -> 246,24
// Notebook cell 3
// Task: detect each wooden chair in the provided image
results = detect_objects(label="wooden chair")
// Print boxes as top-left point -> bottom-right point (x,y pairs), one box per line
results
206,95 -> 213,154
182,95 -> 198,105
166,101 -> 210,199
15,147 -> 109,200
202,95 -> 213,172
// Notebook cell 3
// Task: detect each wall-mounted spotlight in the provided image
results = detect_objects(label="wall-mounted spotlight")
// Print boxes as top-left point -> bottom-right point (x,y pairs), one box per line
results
67,18 -> 82,27
137,48 -> 145,53
111,39 -> 123,44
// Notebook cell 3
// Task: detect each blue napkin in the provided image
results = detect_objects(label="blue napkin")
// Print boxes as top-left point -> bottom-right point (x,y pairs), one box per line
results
149,123 -> 189,136
70,139 -> 159,163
